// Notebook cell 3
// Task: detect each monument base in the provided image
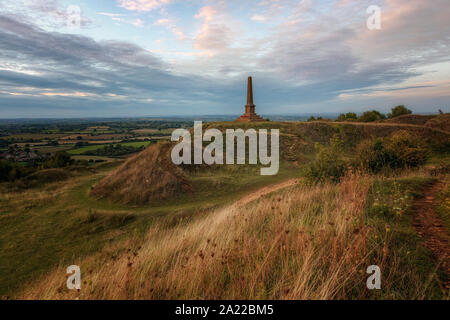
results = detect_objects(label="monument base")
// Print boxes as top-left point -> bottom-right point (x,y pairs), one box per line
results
235,113 -> 266,122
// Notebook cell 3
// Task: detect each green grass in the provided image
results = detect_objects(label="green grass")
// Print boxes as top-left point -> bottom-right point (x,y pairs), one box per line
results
68,141 -> 152,155
435,182 -> 450,232
1,120 -> 448,299
364,177 -> 447,299
71,155 -> 116,162
0,159 -> 301,297
0,177 -> 136,297
33,145 -> 74,154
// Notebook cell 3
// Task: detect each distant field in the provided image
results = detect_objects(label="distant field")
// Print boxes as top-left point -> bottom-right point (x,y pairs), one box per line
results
59,133 -> 131,141
33,145 -> 74,153
71,155 -> 116,162
68,141 -> 152,155
132,128 -> 159,134
0,133 -> 67,140
133,128 -> 176,135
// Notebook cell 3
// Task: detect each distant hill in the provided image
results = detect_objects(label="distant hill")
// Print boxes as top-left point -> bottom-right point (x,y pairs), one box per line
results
385,114 -> 436,125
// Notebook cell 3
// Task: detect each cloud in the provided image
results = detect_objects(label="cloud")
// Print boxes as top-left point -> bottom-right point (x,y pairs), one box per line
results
131,18 -> 144,27
1,0 -> 449,117
251,14 -> 267,22
117,0 -> 172,12
193,6 -> 234,54
0,0 -> 92,29
351,0 -> 450,62
153,17 -> 185,40
0,14 -> 251,117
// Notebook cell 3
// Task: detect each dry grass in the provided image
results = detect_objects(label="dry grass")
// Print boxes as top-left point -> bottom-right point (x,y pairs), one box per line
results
21,173 -> 373,300
385,114 -> 435,126
425,114 -> 450,133
90,142 -> 191,205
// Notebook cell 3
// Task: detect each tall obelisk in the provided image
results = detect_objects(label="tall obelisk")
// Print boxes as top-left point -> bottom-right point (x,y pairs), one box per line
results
235,76 -> 266,122
245,76 -> 255,115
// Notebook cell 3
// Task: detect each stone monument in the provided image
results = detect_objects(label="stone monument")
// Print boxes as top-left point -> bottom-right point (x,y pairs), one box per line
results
235,76 -> 266,122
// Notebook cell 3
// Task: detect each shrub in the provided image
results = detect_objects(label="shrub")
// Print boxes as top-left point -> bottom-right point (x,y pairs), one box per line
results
42,151 -> 73,169
356,130 -> 429,173
358,110 -> 386,122
388,105 -> 412,118
337,112 -> 357,121
0,160 -> 34,182
304,135 -> 348,183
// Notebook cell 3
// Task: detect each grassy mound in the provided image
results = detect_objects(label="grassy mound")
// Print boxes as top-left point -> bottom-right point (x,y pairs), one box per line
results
90,142 -> 191,205
90,121 -> 449,205
425,113 -> 450,132
15,168 -> 72,189
385,114 -> 435,125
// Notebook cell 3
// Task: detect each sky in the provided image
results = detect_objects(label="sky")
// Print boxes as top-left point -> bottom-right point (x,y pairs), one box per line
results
0,0 -> 449,118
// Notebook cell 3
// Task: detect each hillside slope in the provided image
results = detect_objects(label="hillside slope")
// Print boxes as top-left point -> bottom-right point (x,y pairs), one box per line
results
425,114 -> 450,132
21,173 -> 448,299
91,142 -> 191,205
91,121 -> 450,205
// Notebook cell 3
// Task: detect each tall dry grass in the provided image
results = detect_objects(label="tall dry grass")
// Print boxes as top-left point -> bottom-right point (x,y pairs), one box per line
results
21,173 -> 372,300
90,143 -> 191,204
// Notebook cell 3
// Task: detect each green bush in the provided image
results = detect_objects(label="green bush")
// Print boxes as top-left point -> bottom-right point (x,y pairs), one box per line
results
42,151 -> 73,169
0,160 -> 34,182
337,112 -> 357,121
304,135 -> 348,183
356,130 -> 429,173
388,105 -> 412,118
358,110 -> 386,122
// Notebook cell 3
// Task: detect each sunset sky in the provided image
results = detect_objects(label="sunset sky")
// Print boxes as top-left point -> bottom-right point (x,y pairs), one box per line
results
0,0 -> 449,118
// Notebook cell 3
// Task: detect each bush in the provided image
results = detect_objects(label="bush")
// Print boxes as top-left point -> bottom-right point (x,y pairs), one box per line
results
42,151 -> 73,169
0,160 -> 34,182
304,135 -> 348,183
358,110 -> 386,122
356,130 -> 429,173
337,112 -> 357,121
388,105 -> 412,118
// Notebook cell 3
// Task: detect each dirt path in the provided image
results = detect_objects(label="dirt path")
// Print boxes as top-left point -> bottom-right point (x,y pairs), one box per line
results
412,182 -> 450,289
235,178 -> 300,208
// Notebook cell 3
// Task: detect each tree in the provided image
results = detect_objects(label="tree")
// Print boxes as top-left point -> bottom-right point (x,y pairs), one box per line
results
304,135 -> 348,183
337,112 -> 357,121
388,105 -> 412,118
356,130 -> 428,172
358,110 -> 386,122
43,151 -> 73,168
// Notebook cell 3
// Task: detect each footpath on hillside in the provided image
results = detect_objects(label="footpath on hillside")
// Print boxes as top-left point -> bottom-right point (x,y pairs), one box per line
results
234,178 -> 299,208
412,181 -> 450,289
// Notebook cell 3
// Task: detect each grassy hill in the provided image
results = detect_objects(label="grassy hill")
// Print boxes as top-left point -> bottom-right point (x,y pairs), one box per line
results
1,119 -> 449,299
90,121 -> 449,205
